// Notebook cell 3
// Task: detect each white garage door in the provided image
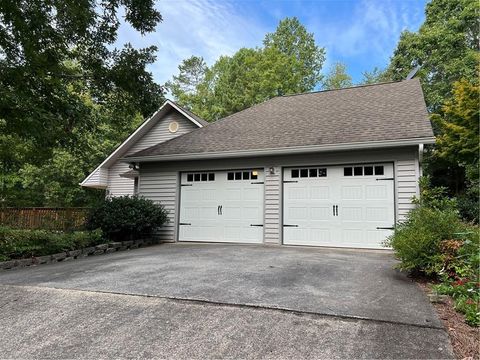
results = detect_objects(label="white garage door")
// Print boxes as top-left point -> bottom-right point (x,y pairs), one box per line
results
283,163 -> 395,249
179,169 -> 264,243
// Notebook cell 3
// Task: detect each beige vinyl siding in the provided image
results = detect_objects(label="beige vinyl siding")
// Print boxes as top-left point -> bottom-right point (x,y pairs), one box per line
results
107,111 -> 199,197
396,158 -> 419,220
264,166 -> 281,244
127,110 -> 198,155
138,147 -> 420,244
108,162 -> 135,197
82,167 -> 108,188
138,169 -> 178,242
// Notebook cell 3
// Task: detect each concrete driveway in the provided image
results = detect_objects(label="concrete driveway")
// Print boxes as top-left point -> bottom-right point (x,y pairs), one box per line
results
0,243 -> 452,359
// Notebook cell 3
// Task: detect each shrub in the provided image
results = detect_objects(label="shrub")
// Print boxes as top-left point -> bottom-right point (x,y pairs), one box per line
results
384,206 -> 465,274
86,196 -> 168,242
0,226 -> 103,260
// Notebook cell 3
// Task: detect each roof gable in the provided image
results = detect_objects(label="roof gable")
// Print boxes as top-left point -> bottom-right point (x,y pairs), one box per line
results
81,100 -> 206,187
126,79 -> 434,161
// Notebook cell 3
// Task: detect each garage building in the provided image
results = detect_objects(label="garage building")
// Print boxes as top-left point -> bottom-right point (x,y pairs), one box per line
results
81,79 -> 434,249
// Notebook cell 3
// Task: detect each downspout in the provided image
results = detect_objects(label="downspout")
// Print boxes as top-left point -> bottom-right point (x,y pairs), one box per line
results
418,144 -> 424,177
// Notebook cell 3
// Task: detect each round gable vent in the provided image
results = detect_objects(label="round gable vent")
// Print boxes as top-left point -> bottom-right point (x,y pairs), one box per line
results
168,121 -> 179,133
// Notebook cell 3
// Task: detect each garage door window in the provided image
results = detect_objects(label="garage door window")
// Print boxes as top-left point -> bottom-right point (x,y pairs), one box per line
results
343,165 -> 384,177
227,171 -> 258,181
187,172 -> 215,182
291,168 -> 327,178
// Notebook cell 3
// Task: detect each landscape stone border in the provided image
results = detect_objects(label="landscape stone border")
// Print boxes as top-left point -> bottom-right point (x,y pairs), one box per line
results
0,238 -> 159,271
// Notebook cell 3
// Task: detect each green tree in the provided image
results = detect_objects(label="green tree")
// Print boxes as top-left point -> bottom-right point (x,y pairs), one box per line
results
168,17 -> 326,121
432,79 -> 479,166
263,17 -> 326,93
385,0 -> 479,111
322,62 -> 352,90
361,67 -> 389,85
165,56 -> 207,105
0,1 -> 164,207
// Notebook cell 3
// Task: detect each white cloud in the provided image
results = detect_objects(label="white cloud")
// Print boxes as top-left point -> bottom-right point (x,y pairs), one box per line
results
116,0 -> 268,86
311,0 -> 421,63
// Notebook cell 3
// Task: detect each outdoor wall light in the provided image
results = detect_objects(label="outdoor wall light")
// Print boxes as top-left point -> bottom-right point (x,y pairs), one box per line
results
268,167 -> 275,175
129,163 -> 140,171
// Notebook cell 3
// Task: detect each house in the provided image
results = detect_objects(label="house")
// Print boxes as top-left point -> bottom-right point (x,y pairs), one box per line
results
81,79 -> 434,249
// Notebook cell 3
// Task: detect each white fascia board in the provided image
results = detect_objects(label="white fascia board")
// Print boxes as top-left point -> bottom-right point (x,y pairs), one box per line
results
122,137 -> 436,163
167,100 -> 205,128
80,100 -> 204,187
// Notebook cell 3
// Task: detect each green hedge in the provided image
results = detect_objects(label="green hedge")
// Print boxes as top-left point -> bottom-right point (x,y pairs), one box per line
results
0,227 -> 103,261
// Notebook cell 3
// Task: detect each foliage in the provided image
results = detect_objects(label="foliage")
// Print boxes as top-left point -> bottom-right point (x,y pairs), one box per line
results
167,17 -> 325,121
429,79 -> 479,221
360,67 -> 389,85
263,17 -> 326,92
86,196 -> 168,242
0,1 -> 164,207
432,79 -> 479,166
457,164 -> 479,224
322,62 -> 352,90
0,226 -> 103,261
433,229 -> 480,326
385,203 -> 464,275
387,177 -> 480,326
385,0 -> 479,112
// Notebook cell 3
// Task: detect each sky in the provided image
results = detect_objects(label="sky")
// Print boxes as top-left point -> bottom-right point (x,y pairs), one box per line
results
117,0 -> 428,90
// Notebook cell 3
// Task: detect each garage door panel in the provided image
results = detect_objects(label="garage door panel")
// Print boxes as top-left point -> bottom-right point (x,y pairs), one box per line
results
179,170 -> 264,243
288,207 -> 308,220
341,207 -> 363,221
365,185 -> 388,199
284,163 -> 394,249
288,187 -> 308,200
310,186 -> 329,199
310,206 -> 330,220
341,186 -> 363,200
365,207 -> 389,221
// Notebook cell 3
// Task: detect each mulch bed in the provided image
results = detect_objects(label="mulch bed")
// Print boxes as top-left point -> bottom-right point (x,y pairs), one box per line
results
417,281 -> 480,360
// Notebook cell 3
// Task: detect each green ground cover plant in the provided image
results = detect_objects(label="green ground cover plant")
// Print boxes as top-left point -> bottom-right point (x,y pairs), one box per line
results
0,227 -> 103,261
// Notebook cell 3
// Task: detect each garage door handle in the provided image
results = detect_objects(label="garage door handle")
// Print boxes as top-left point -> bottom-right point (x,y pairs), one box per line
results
332,205 -> 339,216
251,181 -> 264,184
250,224 -> 264,227
179,222 -> 191,226
376,178 -> 394,181
376,226 -> 395,230
283,224 -> 298,227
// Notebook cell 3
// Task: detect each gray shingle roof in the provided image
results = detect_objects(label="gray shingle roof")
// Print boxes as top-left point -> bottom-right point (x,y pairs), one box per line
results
128,79 -> 433,159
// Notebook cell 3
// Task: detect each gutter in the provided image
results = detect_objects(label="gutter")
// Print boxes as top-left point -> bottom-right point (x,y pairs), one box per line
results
122,137 -> 436,163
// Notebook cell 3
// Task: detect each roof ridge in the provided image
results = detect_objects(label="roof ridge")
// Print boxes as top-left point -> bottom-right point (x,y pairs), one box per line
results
281,79 -> 413,98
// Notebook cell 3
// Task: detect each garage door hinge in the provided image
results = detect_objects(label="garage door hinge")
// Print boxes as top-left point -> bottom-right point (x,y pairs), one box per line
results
251,181 -> 264,184
181,184 -> 193,186
283,180 -> 298,183
250,224 -> 264,227
376,178 -> 394,181
179,222 -> 191,226
283,224 -> 299,227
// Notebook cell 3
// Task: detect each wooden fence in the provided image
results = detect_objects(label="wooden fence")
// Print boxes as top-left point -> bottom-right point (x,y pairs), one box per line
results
0,208 -> 89,231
